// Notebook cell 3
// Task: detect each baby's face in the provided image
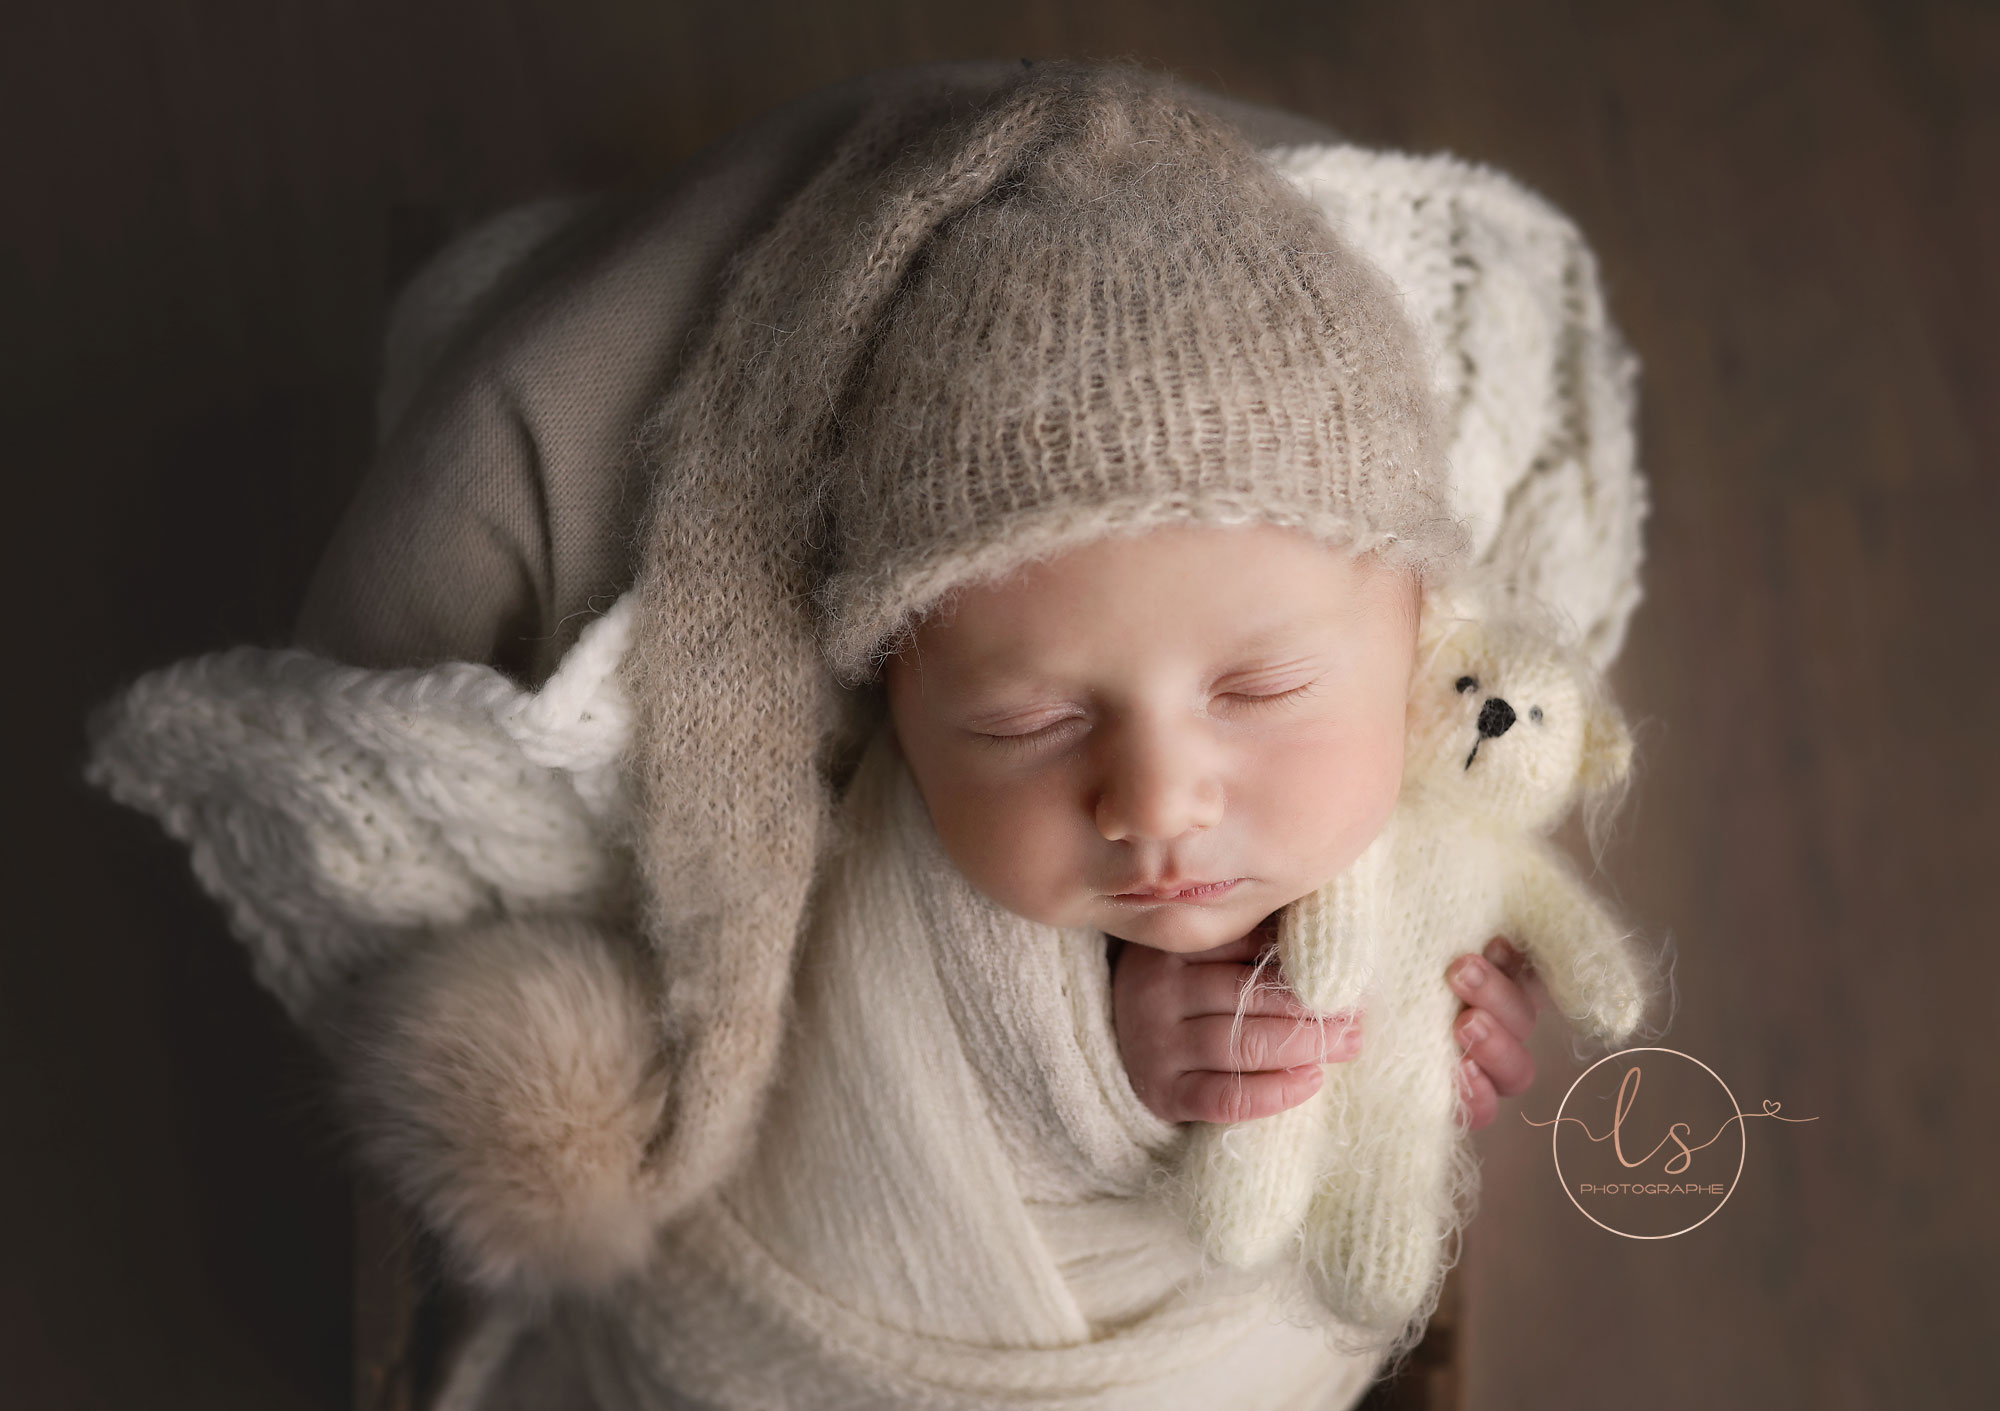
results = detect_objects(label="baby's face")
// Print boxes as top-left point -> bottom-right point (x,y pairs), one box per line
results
884,523 -> 1420,953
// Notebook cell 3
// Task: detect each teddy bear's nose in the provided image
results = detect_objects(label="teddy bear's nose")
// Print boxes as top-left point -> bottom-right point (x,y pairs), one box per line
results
1477,697 -> 1517,738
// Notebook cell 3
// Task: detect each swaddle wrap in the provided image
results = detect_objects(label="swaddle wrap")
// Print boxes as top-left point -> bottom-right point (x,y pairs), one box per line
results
565,723 -> 1386,1411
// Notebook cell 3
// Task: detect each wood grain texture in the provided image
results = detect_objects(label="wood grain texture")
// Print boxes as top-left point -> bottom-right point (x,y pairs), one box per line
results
9,1 -> 1991,1407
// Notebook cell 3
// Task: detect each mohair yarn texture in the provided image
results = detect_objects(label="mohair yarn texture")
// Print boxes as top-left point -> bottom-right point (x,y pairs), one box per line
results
616,59 -> 1475,1262
805,70 -> 1470,679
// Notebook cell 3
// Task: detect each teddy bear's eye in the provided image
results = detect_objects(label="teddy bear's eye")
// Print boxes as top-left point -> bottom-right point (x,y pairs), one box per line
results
1455,675 -> 1479,694
1529,705 -> 1544,723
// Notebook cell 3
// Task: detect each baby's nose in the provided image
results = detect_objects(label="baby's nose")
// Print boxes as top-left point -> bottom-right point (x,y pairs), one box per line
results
1477,697 -> 1516,739
1095,771 -> 1222,842
1093,731 -> 1225,842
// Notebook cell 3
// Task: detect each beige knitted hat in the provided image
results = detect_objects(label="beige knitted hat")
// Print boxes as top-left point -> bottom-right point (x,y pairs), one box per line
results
814,70 -> 1470,681
619,60 -> 1472,1215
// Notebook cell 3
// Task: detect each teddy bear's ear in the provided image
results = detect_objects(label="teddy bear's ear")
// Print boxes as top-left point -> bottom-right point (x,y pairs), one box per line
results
1578,697 -> 1635,793
1416,583 -> 1480,659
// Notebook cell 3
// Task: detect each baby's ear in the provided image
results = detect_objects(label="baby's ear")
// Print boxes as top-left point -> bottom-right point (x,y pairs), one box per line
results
1578,697 -> 1634,793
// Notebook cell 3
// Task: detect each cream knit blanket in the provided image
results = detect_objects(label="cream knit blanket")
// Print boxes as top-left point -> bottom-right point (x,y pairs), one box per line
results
560,723 -> 1384,1411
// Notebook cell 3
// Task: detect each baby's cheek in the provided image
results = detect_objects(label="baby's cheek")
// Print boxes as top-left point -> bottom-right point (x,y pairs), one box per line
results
932,781 -> 1092,926
1246,730 -> 1401,882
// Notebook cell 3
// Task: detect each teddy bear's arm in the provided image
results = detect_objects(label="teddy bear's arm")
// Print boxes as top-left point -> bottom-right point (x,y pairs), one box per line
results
1175,813 -> 1397,1271
1179,1084 -> 1334,1271
1275,812 -> 1397,1014
1500,842 -> 1650,1044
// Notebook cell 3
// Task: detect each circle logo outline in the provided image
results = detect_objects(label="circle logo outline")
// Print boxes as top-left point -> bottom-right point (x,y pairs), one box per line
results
1552,1045 -> 1745,1239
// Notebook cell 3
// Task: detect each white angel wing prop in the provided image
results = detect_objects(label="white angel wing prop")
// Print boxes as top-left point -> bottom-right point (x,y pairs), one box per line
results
84,597 -> 637,1023
1271,145 -> 1649,673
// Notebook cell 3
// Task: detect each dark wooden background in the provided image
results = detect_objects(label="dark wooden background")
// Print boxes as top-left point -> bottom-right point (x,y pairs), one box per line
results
7,2 -> 1993,1407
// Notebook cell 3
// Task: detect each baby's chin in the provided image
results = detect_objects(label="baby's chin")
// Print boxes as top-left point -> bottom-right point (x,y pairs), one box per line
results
1095,896 -> 1280,956
976,875 -> 1303,955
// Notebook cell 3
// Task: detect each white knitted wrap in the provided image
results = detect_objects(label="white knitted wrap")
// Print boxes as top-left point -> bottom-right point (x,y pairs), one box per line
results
557,723 -> 1384,1410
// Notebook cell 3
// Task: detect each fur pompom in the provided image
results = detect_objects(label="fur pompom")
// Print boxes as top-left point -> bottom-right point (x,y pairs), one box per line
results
324,916 -> 672,1299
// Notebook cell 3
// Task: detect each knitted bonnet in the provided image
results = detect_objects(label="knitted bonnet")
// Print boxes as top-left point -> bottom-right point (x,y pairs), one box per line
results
619,60 -> 1473,1215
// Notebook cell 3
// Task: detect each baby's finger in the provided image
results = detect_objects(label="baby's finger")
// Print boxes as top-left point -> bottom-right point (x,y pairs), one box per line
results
1185,1011 -> 1362,1074
1483,936 -> 1554,1017
1447,952 -> 1538,1046
1456,1055 -> 1498,1132
1455,1006 -> 1536,1098
1175,1064 -> 1325,1125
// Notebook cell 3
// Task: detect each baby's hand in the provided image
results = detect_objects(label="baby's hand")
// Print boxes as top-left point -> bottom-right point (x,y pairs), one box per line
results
1109,931 -> 1552,1129
1110,929 -> 1362,1124
1449,936 -> 1553,1131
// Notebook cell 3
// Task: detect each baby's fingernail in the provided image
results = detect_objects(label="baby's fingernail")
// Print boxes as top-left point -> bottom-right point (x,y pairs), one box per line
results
1459,1016 -> 1488,1047
1452,957 -> 1485,990
1484,938 -> 1513,964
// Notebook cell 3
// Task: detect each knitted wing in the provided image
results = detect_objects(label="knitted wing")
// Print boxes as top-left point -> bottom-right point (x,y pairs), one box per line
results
83,598 -> 637,1024
1270,145 -> 1649,673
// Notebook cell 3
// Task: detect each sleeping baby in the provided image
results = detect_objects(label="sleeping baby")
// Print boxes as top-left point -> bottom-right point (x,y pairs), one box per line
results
88,57 -> 1648,1411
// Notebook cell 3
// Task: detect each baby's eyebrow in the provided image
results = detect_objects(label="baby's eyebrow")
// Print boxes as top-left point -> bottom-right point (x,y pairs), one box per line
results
928,660 -> 1074,707
1229,613 -> 1338,654
934,613 -> 1339,698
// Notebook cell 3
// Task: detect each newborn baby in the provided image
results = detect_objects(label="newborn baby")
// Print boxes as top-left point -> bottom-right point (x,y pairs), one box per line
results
85,59 -> 1626,1410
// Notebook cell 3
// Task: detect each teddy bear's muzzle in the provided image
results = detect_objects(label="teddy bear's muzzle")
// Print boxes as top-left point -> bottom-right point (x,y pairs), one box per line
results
1463,696 -> 1519,769
1477,697 -> 1517,738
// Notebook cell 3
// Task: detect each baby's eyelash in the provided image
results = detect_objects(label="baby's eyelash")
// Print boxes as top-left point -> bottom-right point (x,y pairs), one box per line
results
973,681 -> 1318,749
975,717 -> 1085,749
1227,681 -> 1317,705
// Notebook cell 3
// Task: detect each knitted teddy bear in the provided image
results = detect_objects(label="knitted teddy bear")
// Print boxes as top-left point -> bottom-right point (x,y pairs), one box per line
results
1177,586 -> 1658,1360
